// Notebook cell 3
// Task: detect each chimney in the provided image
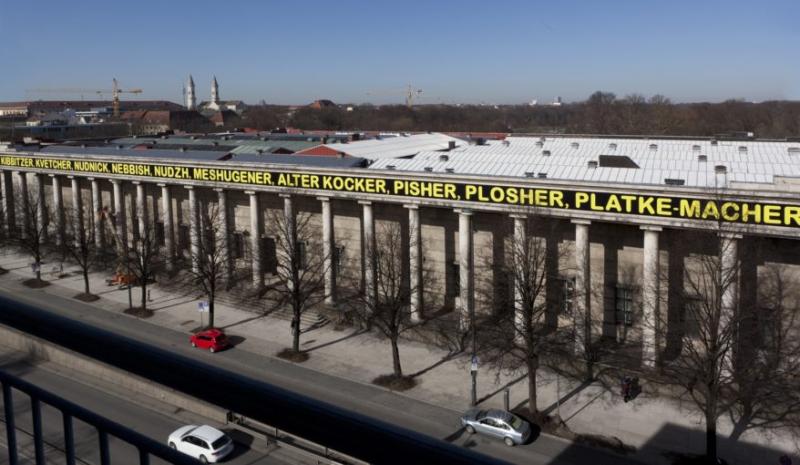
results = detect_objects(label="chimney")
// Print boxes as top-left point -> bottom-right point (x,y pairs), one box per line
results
698,154 -> 707,162
439,154 -> 449,162
448,140 -> 456,150
587,160 -> 598,169
714,165 -> 727,174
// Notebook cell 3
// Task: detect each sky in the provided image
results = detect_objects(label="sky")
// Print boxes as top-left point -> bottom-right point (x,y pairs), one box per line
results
0,0 -> 798,105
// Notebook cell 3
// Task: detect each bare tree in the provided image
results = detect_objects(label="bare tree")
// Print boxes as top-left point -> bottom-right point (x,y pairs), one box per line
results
13,183 -> 50,283
728,263 -> 800,440
185,203 -> 229,328
100,208 -> 163,313
60,206 -> 103,298
344,221 -> 436,381
659,227 -> 742,463
266,200 -> 329,356
475,216 -> 565,417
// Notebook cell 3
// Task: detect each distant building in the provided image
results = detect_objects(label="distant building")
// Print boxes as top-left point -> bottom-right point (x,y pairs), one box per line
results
186,75 -> 197,110
308,99 -> 336,109
199,76 -> 246,114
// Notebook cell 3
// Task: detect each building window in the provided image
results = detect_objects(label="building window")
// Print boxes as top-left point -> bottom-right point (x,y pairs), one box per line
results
682,295 -> 702,338
262,237 -> 277,274
556,277 -> 575,315
334,245 -> 345,276
155,222 -> 165,246
232,232 -> 244,259
296,241 -> 307,270
757,306 -> 777,349
615,286 -> 635,326
178,225 -> 189,251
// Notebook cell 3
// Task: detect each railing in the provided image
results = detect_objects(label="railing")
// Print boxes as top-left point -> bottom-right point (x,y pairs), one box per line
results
0,369 -> 198,465
0,295 -> 508,465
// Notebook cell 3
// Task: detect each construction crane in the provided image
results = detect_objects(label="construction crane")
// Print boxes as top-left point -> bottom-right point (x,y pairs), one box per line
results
366,84 -> 424,108
25,78 -> 143,117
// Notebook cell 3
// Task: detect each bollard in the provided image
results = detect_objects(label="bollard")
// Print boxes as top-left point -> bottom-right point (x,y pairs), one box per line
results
504,388 -> 510,411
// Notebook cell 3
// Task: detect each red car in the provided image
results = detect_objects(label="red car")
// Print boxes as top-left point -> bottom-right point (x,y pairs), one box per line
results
189,328 -> 229,353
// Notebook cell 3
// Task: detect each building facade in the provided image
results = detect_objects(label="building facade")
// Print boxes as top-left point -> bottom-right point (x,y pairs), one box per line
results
1,135 -> 798,368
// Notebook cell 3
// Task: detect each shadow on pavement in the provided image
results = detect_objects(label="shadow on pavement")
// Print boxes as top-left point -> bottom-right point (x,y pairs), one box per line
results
303,328 -> 366,352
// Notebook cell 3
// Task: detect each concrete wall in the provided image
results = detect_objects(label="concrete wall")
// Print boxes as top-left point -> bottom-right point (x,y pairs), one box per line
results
0,324 -> 228,423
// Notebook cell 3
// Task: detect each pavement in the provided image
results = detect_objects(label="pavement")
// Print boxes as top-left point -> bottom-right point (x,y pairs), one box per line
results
0,249 -> 795,465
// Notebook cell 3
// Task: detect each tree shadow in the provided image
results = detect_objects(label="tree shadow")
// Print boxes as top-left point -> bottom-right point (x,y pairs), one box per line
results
150,297 -> 197,312
408,349 -> 465,379
475,373 -> 527,405
220,313 -> 268,331
540,378 -> 596,417
303,328 -> 367,352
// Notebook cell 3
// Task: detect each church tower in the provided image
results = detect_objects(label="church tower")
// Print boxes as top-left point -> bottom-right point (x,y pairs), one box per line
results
211,76 -> 220,107
186,75 -> 196,110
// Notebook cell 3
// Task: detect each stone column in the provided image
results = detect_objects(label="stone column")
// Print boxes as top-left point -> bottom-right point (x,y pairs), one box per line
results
111,179 -> 127,251
360,201 -> 376,307
458,210 -> 474,331
34,174 -> 46,243
406,204 -> 422,322
50,175 -> 64,246
512,214 -> 527,341
319,197 -> 335,306
16,172 -> 28,239
641,226 -> 662,367
215,188 -> 232,282
1,171 -> 15,237
69,177 -> 84,248
135,182 -> 148,242
573,219 -> 591,356
187,186 -> 199,274
158,184 -> 175,271
89,178 -> 104,249
247,191 -> 263,287
720,233 -> 741,374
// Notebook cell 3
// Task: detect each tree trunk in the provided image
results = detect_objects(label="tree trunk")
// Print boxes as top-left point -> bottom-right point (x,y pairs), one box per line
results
141,281 -> 147,311
706,407 -> 718,463
729,403 -> 752,440
292,305 -> 300,352
527,354 -> 539,416
391,335 -> 403,377
83,268 -> 90,295
208,294 -> 215,328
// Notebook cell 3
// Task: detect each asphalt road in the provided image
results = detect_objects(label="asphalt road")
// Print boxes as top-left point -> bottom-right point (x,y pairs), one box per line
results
0,352 -> 294,465
0,278 -> 644,465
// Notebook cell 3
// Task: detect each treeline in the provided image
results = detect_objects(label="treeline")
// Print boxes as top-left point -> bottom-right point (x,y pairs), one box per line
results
242,91 -> 800,138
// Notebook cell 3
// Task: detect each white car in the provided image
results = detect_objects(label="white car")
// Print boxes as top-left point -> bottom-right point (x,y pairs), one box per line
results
167,424 -> 234,463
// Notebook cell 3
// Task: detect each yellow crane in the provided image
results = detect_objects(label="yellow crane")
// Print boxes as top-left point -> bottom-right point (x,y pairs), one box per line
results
25,78 -> 143,117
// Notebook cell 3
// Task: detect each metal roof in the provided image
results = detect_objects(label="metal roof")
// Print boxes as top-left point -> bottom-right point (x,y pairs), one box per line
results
41,145 -> 226,161
369,136 -> 800,189
319,133 -> 463,160
229,153 -> 367,168
40,145 -> 365,168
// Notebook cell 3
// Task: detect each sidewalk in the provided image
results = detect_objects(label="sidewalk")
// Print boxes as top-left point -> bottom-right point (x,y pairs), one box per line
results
0,250 -> 794,465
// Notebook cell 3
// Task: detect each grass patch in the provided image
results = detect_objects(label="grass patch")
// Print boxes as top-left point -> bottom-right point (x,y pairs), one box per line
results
22,278 -> 49,289
372,374 -> 417,391
123,306 -> 154,318
276,348 -> 310,363
73,292 -> 100,302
